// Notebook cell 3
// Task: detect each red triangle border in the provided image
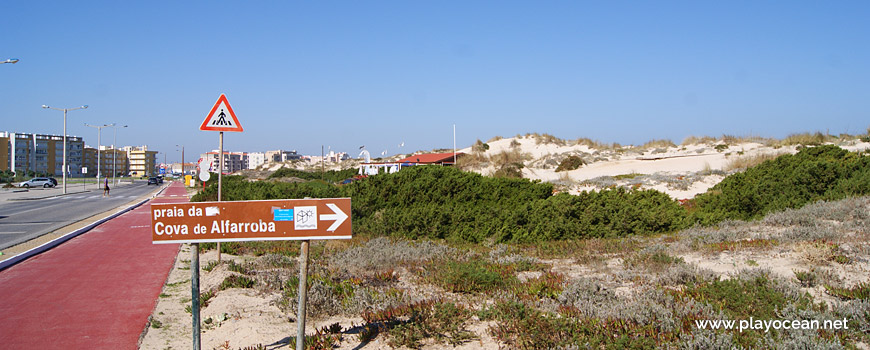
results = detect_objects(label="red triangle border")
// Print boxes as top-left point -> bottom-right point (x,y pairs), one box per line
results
200,94 -> 244,132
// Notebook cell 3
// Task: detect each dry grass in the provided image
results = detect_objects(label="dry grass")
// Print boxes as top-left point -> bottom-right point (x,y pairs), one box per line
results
489,148 -> 532,168
640,139 -> 676,149
681,135 -> 719,145
794,241 -> 837,264
779,132 -> 837,146
681,134 -> 775,146
723,151 -> 786,171
574,137 -> 620,150
455,153 -> 488,170
531,133 -> 568,146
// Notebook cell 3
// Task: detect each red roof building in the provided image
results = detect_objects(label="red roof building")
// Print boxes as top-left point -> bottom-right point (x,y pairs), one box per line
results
358,152 -> 464,176
396,152 -> 463,165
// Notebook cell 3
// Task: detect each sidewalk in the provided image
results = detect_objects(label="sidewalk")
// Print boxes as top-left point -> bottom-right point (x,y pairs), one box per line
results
0,181 -> 188,349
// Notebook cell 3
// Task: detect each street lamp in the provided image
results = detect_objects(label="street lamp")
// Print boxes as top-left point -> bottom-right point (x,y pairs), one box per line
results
42,104 -> 88,194
1,58 -> 19,64
109,124 -> 128,185
85,123 -> 112,183
176,144 -> 184,175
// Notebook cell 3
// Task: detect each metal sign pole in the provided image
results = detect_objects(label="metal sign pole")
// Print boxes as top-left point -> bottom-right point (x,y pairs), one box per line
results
296,239 -> 310,350
217,132 -> 223,263
191,242 -> 201,350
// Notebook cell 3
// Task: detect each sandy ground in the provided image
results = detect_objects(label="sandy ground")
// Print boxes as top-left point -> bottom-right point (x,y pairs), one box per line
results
462,136 -> 870,199
140,137 -> 870,349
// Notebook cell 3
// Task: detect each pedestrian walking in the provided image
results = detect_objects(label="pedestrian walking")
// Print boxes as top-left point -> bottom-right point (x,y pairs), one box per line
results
103,176 -> 110,197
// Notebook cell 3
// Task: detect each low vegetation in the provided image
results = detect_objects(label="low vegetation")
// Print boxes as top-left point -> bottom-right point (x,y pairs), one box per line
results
555,155 -> 585,172
691,145 -> 870,225
268,167 -> 357,183
194,145 -> 870,244
181,190 -> 869,349
174,141 -> 870,348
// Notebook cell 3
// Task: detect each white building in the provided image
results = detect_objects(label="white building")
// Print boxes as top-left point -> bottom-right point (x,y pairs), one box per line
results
200,150 -> 248,174
248,152 -> 266,169
264,150 -> 302,162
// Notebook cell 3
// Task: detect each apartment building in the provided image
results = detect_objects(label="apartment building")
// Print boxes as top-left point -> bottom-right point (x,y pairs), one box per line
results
0,131 -> 85,176
265,150 -> 302,163
248,152 -> 266,169
170,162 -> 196,175
200,150 -> 248,174
83,146 -> 129,177
122,145 -> 158,177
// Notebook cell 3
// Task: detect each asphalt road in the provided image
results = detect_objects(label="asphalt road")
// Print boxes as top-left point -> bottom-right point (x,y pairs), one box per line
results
0,182 -> 165,250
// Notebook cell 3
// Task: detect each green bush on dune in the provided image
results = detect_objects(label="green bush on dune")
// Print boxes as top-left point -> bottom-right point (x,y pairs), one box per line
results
691,145 -> 870,225
269,167 -> 358,183
191,145 -> 870,243
193,165 -> 688,243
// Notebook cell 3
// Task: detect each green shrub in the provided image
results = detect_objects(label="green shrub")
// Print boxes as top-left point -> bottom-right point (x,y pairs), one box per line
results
196,165 -> 689,243
387,302 -> 476,348
479,300 -> 660,350
794,270 -> 817,287
192,175 -> 342,202
555,155 -> 585,172
691,145 -> 870,224
203,260 -> 220,272
678,275 -> 803,320
219,275 -> 256,290
674,272 -> 818,347
471,139 -> 490,153
269,167 -> 358,183
430,259 -> 514,293
360,300 -> 475,348
825,281 -> 870,300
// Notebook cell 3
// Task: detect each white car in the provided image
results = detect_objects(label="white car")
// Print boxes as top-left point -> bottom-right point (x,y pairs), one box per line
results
19,177 -> 56,188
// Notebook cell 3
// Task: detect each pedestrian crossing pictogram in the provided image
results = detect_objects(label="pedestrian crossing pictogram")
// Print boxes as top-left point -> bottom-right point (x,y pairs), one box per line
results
213,109 -> 230,126
200,94 -> 244,132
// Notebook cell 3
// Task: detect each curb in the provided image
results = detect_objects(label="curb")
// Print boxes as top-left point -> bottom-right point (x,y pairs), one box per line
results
0,184 -> 170,271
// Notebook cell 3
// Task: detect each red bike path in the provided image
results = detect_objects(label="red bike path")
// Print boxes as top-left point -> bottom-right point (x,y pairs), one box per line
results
0,181 -> 188,349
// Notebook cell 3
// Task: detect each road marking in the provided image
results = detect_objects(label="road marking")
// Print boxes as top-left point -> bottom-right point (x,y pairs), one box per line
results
0,222 -> 50,226
130,225 -> 150,228
4,207 -> 47,216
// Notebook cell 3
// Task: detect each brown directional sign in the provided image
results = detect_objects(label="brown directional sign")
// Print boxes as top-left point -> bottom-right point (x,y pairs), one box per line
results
151,198 -> 351,244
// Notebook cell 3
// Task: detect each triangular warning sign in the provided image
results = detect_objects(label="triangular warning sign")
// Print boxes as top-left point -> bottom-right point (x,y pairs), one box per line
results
200,94 -> 243,132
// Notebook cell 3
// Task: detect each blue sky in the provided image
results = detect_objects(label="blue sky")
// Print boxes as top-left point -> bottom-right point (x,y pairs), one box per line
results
2,1 -> 868,163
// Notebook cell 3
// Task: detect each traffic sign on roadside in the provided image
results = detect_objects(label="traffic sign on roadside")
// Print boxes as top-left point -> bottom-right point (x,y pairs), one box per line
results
199,94 -> 243,132
151,198 -> 351,244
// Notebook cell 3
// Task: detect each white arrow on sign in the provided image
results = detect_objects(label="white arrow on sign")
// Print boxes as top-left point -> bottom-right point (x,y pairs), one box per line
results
320,203 -> 348,232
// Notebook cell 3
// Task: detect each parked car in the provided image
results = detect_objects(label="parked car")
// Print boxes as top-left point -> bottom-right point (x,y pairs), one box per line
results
147,177 -> 160,185
19,177 -> 56,188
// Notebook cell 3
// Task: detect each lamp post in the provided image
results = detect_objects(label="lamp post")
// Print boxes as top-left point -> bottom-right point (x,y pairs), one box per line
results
1,58 -> 19,64
176,144 -> 184,176
85,123 -> 112,184
110,124 -> 128,185
42,104 -> 88,194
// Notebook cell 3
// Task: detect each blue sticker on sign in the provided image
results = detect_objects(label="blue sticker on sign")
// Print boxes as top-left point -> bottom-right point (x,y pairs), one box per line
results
273,208 -> 294,221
